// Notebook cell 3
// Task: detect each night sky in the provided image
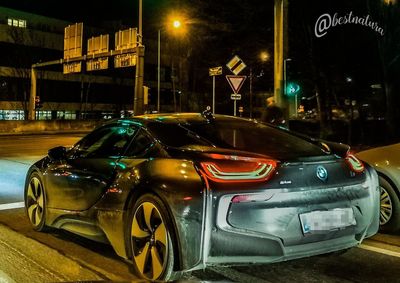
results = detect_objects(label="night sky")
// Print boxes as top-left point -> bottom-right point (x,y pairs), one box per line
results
0,0 -> 168,24
0,0 -> 389,102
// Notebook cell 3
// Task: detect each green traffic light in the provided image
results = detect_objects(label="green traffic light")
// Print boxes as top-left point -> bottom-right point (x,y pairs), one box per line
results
285,82 -> 301,96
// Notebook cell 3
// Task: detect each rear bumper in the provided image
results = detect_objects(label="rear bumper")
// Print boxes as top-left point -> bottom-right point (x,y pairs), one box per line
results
202,166 -> 380,266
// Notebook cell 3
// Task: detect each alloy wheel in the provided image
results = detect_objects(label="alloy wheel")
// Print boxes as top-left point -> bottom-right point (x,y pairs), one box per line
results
380,186 -> 393,225
131,201 -> 168,280
26,176 -> 45,227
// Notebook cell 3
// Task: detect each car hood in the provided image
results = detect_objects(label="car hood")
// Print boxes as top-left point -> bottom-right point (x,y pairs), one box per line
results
356,143 -> 400,164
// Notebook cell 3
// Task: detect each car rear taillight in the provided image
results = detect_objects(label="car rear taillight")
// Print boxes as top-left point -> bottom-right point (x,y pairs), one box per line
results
345,153 -> 364,173
199,153 -> 277,183
231,192 -> 275,203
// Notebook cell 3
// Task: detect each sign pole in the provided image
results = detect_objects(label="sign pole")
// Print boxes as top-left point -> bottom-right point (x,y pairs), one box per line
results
212,76 -> 216,114
209,66 -> 222,114
234,100 -> 237,117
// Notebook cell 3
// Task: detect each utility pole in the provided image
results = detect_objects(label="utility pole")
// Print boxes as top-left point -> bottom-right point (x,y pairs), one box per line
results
134,0 -> 145,116
274,0 -> 289,114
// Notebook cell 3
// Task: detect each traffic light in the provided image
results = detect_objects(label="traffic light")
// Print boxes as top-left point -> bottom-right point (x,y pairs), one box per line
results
284,59 -> 301,96
286,82 -> 301,96
35,95 -> 42,109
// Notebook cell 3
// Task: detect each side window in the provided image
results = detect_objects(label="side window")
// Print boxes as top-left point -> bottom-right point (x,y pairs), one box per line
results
72,124 -> 138,158
124,130 -> 154,157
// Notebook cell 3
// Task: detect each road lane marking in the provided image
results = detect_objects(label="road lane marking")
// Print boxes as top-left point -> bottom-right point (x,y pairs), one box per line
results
359,243 -> 400,258
0,202 -> 24,211
0,270 -> 17,283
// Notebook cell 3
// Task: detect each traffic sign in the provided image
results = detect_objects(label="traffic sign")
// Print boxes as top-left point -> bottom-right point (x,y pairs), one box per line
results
114,53 -> 137,68
209,66 -> 222,76
226,75 -> 247,94
226,55 -> 246,75
87,34 -> 109,71
115,28 -> 137,68
63,61 -> 81,74
230,94 -> 242,100
87,58 -> 109,71
115,28 -> 137,51
64,22 -> 83,60
63,22 -> 83,74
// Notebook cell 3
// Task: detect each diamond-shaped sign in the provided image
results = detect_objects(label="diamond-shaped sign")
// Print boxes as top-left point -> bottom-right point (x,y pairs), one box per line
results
226,75 -> 247,94
226,55 -> 246,75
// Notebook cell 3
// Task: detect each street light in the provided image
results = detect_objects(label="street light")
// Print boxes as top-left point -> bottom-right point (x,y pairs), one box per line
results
260,51 -> 270,63
283,58 -> 292,96
157,15 -> 186,113
173,20 -> 182,29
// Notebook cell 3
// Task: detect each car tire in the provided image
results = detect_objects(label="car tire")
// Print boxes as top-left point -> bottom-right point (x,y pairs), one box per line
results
128,193 -> 180,281
379,176 -> 400,233
24,172 -> 48,232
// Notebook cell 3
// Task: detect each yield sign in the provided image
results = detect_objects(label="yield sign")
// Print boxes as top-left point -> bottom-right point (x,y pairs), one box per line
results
226,75 -> 247,94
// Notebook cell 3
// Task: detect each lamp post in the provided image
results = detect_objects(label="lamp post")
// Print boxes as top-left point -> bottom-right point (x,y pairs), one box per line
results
283,58 -> 291,96
157,17 -> 184,113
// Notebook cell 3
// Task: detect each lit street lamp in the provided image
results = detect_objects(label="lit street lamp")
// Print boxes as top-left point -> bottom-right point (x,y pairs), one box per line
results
173,20 -> 182,29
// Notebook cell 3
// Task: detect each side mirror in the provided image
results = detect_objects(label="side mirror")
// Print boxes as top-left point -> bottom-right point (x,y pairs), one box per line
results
48,146 -> 67,160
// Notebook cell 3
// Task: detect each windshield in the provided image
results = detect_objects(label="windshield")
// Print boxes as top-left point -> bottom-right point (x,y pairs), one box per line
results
147,119 -> 328,160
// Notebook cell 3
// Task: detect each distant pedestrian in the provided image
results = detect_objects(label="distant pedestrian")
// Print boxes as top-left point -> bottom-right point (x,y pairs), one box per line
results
260,97 -> 285,126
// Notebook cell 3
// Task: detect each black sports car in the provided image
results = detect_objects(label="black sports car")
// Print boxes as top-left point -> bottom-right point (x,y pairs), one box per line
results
24,112 -> 380,281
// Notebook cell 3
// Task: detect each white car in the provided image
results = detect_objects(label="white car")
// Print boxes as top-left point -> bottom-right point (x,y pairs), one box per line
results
356,143 -> 400,233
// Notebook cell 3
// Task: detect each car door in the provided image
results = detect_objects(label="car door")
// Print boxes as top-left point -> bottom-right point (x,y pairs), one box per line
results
45,122 -> 139,211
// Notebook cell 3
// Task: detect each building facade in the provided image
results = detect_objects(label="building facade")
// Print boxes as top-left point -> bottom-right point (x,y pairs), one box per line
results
0,7 -> 176,120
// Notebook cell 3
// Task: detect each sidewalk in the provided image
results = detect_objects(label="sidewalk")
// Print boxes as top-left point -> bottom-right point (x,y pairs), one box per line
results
0,223 -> 103,283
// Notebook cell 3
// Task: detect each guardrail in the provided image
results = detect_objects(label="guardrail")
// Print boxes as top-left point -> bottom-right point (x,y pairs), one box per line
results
0,120 -> 104,135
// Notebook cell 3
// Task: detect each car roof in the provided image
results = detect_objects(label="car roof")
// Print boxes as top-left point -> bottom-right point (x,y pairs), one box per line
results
108,113 -> 252,127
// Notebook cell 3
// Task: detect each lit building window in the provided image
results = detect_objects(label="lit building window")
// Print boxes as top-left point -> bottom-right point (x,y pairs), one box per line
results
0,110 -> 25,120
7,18 -> 27,28
57,111 -> 77,120
18,20 -> 26,28
36,111 -> 52,120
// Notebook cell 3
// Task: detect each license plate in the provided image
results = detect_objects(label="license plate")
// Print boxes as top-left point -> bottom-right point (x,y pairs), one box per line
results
299,208 -> 356,234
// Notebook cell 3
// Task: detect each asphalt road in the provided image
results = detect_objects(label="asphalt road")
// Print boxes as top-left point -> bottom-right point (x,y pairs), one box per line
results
0,133 -> 400,283
0,134 -> 82,205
